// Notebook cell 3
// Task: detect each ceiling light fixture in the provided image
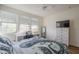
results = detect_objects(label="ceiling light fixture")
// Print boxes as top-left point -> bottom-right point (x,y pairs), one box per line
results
42,4 -> 48,10
43,6 -> 48,10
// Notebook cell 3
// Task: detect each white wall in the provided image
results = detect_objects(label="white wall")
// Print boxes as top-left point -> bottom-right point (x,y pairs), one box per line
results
44,7 -> 79,47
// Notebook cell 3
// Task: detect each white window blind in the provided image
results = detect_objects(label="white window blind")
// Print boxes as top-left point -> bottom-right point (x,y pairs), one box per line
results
0,10 -> 17,23
19,16 -> 40,35
19,16 -> 31,33
31,18 -> 39,34
0,10 -> 40,35
31,25 -> 39,34
1,23 -> 16,33
0,10 -> 17,34
20,16 -> 31,24
19,24 -> 31,32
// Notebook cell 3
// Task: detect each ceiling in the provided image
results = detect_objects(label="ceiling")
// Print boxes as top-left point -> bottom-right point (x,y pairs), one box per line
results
2,4 -> 79,17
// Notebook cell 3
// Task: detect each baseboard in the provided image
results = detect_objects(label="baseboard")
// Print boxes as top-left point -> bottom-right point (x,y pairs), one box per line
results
69,45 -> 79,48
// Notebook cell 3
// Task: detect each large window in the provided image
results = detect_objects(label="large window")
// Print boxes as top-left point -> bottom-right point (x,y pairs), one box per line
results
19,24 -> 39,35
19,24 -> 31,33
0,10 -> 40,35
1,23 -> 16,33
19,16 -> 40,35
31,25 -> 39,34
0,10 -> 17,34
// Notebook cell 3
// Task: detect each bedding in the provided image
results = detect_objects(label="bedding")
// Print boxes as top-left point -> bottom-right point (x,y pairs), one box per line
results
13,37 -> 69,54
0,36 -> 69,54
0,36 -> 13,54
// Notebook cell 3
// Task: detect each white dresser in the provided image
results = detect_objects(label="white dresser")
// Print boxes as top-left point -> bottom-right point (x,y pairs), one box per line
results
56,20 -> 70,46
56,28 -> 69,46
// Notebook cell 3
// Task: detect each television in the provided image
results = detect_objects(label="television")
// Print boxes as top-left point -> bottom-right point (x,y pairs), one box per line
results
56,20 -> 70,28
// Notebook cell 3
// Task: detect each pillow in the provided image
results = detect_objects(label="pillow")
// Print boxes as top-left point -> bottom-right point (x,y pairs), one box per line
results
19,36 -> 40,48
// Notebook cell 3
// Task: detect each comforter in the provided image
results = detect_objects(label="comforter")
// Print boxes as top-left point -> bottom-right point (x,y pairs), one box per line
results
0,36 -> 13,54
0,36 -> 69,54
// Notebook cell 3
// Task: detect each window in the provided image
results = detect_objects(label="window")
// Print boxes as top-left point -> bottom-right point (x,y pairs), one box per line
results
0,10 -> 17,34
31,25 -> 39,34
0,10 -> 40,35
1,23 -> 16,33
19,16 -> 40,35
19,24 -> 31,33
19,24 -> 39,35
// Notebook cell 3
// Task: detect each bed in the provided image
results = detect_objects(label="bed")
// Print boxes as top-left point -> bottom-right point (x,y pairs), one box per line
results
0,36 -> 69,54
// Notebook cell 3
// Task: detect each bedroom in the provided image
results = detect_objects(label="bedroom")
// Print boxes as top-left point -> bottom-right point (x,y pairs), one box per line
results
0,4 -> 79,54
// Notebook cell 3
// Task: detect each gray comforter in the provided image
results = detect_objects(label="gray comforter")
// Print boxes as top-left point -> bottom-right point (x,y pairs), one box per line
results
0,36 -> 69,54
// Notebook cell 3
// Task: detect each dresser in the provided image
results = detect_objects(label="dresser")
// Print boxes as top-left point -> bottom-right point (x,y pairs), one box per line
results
56,20 -> 70,46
